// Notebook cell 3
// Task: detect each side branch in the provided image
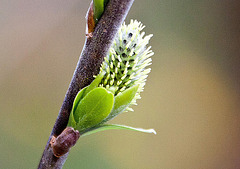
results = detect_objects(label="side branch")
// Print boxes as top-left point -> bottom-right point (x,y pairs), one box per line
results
38,0 -> 134,168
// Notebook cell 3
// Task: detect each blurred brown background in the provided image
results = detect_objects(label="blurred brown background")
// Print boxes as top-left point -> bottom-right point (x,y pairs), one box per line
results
1,0 -> 240,169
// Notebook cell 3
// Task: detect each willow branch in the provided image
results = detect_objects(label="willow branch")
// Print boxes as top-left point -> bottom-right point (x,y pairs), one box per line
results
38,0 -> 134,168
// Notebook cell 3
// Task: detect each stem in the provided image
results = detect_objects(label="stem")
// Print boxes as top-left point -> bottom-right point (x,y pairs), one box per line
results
38,0 -> 134,168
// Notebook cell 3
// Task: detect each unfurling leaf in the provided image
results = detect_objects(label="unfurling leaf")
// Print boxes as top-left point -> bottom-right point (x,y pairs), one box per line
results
75,87 -> 114,131
102,85 -> 139,122
72,86 -> 88,115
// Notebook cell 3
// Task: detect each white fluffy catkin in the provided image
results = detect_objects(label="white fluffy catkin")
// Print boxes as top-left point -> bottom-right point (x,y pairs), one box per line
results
98,20 -> 154,111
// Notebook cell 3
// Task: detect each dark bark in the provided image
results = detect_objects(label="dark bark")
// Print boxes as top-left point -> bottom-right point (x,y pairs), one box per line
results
38,0 -> 134,168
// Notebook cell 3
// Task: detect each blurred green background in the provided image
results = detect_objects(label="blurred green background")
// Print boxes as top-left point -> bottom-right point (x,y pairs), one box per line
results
1,0 -> 240,169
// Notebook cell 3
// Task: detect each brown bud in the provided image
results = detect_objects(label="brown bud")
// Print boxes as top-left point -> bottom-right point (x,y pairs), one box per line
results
86,1 -> 95,38
50,127 -> 80,157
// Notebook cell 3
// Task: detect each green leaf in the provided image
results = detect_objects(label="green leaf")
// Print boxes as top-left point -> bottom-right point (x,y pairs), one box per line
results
84,71 -> 105,96
68,86 -> 88,128
93,0 -> 105,23
75,87 -> 114,131
81,124 -> 156,137
103,85 -> 139,122
68,72 -> 106,129
93,0 -> 109,23
72,86 -> 88,117
68,109 -> 77,128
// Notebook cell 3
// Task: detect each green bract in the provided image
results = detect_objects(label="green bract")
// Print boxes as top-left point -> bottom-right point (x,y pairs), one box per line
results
67,20 -> 155,136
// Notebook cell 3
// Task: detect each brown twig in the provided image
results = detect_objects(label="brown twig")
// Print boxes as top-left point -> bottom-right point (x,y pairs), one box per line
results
38,0 -> 134,168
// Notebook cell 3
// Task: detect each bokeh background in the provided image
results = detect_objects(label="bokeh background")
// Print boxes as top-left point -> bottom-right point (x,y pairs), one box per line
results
1,0 -> 240,168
